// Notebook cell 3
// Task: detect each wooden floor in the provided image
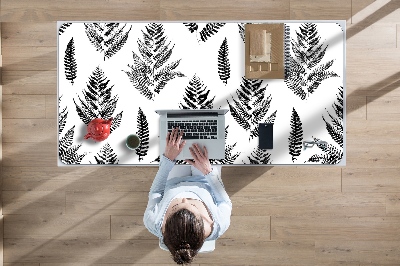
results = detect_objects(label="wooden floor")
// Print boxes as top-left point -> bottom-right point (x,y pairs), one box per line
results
1,0 -> 400,265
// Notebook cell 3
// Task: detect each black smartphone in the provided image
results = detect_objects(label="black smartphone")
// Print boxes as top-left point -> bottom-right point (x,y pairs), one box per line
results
258,123 -> 273,149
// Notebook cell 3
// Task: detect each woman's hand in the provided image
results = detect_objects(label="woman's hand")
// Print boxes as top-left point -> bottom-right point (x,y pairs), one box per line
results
164,127 -> 186,161
185,143 -> 212,175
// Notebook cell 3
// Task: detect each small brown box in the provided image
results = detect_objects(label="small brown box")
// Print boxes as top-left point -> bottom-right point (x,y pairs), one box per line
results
245,23 -> 285,79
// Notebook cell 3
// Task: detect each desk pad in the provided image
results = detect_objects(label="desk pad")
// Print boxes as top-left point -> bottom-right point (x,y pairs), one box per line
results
58,21 -> 345,165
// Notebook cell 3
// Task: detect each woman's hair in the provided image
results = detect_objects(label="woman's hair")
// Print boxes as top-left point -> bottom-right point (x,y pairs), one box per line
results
163,208 -> 206,264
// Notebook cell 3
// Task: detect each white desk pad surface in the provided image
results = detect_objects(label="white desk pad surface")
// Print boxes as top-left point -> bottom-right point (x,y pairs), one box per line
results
58,21 -> 345,165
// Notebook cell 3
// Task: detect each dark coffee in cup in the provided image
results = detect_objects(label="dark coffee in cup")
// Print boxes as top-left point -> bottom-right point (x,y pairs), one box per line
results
126,134 -> 141,150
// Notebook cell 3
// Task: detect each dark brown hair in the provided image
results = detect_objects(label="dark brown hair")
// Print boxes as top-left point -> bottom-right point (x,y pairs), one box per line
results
163,208 -> 206,264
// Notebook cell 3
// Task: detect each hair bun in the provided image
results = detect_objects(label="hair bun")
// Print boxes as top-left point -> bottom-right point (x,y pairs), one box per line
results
179,242 -> 191,250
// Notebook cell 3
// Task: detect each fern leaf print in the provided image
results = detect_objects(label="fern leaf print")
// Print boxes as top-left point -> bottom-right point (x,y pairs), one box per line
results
59,23 -> 72,35
227,77 -> 276,140
74,66 -> 122,136
218,37 -> 231,85
58,96 -> 68,135
245,147 -> 272,164
199,23 -> 225,42
306,138 -> 343,164
124,23 -> 185,100
183,23 -> 198,33
64,37 -> 77,84
85,23 -> 132,60
136,107 -> 150,161
285,23 -> 339,99
288,108 -> 303,162
180,75 -> 215,109
307,87 -> 344,164
59,126 -> 86,164
94,143 -> 119,164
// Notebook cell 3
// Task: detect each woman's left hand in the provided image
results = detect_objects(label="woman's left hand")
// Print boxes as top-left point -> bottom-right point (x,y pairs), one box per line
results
164,127 -> 186,161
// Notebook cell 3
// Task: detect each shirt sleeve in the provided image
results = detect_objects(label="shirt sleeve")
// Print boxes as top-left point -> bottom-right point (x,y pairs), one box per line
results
143,154 -> 175,237
205,167 -> 232,237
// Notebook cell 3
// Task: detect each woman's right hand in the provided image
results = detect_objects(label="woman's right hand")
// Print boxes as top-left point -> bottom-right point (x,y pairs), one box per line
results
185,143 -> 212,175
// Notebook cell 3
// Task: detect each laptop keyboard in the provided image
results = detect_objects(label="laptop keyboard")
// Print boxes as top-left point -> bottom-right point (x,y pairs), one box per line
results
168,120 -> 218,139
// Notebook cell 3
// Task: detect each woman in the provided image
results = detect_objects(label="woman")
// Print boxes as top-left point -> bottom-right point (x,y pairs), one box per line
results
144,127 -> 232,264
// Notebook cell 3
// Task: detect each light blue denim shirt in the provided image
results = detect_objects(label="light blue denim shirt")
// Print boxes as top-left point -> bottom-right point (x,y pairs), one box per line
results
144,155 -> 232,241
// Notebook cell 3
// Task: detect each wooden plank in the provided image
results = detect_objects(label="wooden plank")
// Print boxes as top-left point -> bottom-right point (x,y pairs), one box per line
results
367,96 -> 400,120
2,142 -> 57,167
2,49 -> 57,71
4,214 -> 110,240
346,143 -> 400,168
2,191 -> 65,215
222,216 -> 270,240
347,23 -> 397,49
4,238 -> 315,264
351,0 -> 400,24
343,168 -> 400,193
346,96 -> 366,120
0,0 -> 160,22
290,0 -> 351,20
2,95 -> 46,119
316,240 -> 400,264
160,0 -> 290,20
386,194 -> 400,216
223,166 -> 341,194
273,216 -> 400,241
46,95 -> 57,119
2,119 -> 56,143
41,264 -> 195,266
346,49 -> 400,97
346,120 -> 400,145
66,191 -> 148,216
111,216 -> 154,240
351,0 -> 376,24
1,70 -> 56,95
2,166 -> 156,192
1,22 -> 56,46
231,192 -> 386,217
4,263 -> 39,266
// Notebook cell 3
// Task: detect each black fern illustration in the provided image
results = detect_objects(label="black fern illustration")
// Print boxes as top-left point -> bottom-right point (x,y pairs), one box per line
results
85,23 -> 132,60
183,23 -> 198,33
74,66 -> 123,135
64,37 -> 77,85
58,96 -> 68,135
306,137 -> 343,164
288,108 -> 303,162
307,87 -> 344,164
184,23 -> 225,42
210,126 -> 241,164
285,23 -> 339,100
93,143 -> 119,164
136,107 -> 150,161
227,77 -> 277,140
180,75 -> 215,109
59,23 -> 72,35
218,37 -> 231,85
323,86 -> 343,148
59,126 -> 86,164
151,156 -> 187,165
244,147 -> 272,164
124,23 -> 185,100
238,23 -> 245,42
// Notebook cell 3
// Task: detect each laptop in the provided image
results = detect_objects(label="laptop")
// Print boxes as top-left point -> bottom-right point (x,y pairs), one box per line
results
156,109 -> 229,160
